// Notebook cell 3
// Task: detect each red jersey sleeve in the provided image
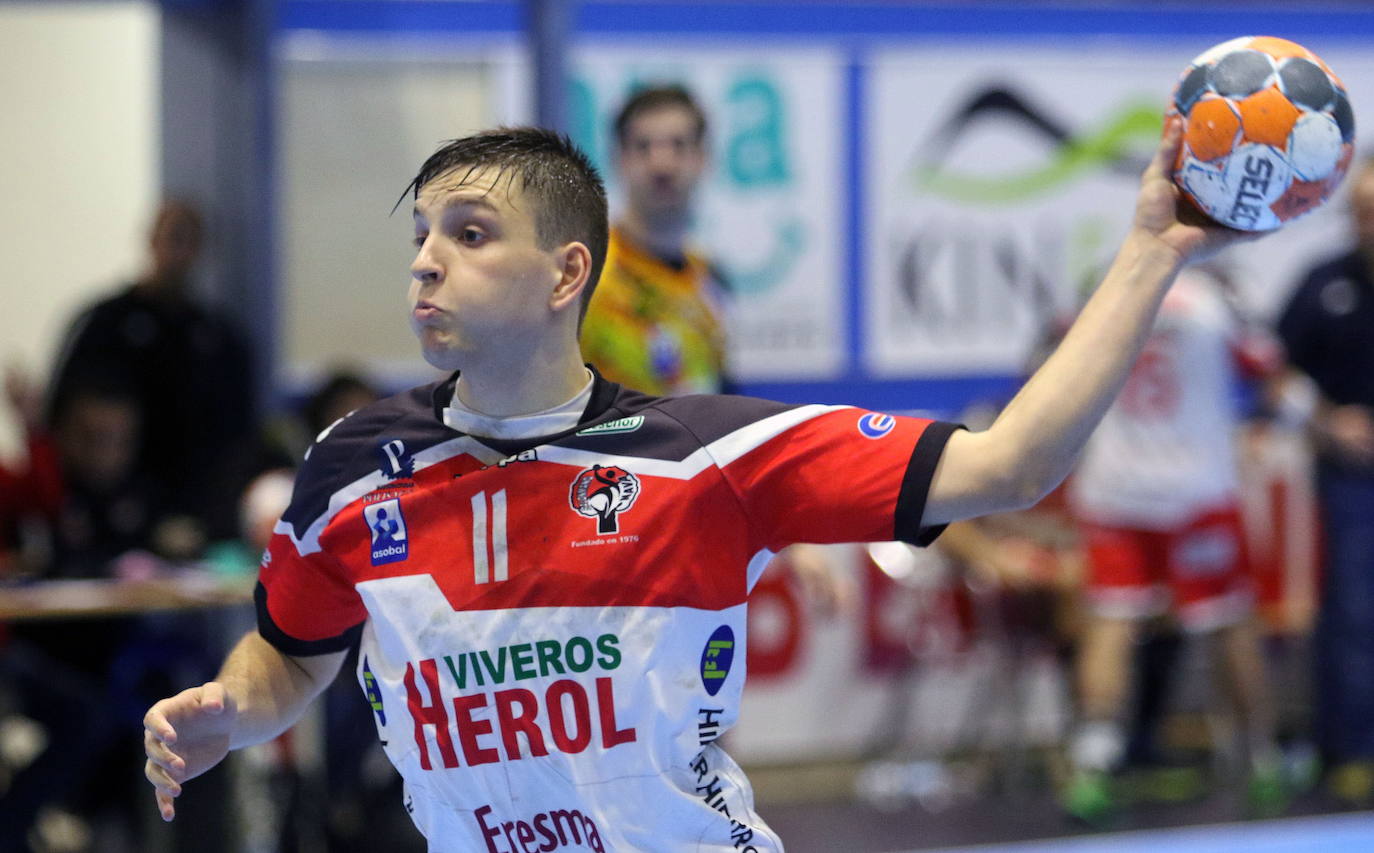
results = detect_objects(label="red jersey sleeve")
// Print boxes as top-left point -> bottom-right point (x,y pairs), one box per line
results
255,535 -> 365,656
710,407 -> 960,553
254,425 -> 370,656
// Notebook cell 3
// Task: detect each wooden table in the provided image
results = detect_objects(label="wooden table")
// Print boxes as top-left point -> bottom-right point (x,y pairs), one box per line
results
0,573 -> 256,622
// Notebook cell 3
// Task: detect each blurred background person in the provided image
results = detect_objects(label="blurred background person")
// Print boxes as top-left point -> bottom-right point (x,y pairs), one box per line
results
1060,266 -> 1287,824
580,84 -> 731,396
1277,156 -> 1374,806
0,370 -> 220,853
581,84 -> 850,614
46,198 -> 258,552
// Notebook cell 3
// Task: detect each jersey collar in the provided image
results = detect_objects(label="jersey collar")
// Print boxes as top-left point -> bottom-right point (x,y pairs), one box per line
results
429,365 -> 624,438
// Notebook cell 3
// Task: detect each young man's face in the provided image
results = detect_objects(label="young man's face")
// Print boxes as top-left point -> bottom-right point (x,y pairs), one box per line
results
409,167 -> 567,370
616,105 -> 706,227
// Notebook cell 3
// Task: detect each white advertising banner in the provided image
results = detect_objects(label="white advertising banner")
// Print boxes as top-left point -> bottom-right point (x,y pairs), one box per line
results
571,46 -> 846,379
866,43 -> 1372,378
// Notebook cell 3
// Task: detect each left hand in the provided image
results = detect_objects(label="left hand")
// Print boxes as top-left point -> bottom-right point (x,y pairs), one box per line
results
1131,116 -> 1259,266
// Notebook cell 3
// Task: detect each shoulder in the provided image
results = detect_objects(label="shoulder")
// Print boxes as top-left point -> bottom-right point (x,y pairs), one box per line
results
282,381 -> 448,530
66,285 -> 137,327
556,390 -> 812,463
643,393 -> 805,443
302,382 -> 443,472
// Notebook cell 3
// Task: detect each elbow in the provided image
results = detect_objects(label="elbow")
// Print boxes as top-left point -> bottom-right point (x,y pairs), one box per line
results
1004,474 -> 1054,514
990,458 -> 1064,514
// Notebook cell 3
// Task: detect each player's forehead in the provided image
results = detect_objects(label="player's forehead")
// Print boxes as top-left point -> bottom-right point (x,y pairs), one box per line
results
414,165 -> 530,219
622,105 -> 700,144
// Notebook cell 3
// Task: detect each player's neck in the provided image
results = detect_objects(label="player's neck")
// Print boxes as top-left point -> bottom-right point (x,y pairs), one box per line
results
453,342 -> 589,418
617,211 -> 688,262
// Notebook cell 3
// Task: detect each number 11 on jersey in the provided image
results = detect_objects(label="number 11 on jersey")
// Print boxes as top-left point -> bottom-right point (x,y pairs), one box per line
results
471,489 -> 508,584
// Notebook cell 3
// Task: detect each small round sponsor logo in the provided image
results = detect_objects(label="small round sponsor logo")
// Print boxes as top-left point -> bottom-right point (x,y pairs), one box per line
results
858,413 -> 896,439
700,625 -> 735,696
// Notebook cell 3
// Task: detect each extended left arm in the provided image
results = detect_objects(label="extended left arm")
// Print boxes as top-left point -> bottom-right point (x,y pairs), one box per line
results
922,118 -> 1255,525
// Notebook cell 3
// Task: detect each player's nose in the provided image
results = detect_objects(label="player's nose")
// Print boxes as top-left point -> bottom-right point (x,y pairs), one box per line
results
410,241 -> 443,284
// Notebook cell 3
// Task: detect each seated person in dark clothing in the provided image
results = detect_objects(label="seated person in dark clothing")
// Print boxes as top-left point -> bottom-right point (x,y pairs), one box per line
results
47,382 -> 180,576
47,198 -> 257,548
0,378 -> 217,852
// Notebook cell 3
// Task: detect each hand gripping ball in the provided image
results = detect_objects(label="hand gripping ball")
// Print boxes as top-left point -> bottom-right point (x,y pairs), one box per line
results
1170,36 -> 1355,231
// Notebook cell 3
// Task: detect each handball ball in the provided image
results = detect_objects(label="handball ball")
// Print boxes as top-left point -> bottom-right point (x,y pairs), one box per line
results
1170,36 -> 1355,231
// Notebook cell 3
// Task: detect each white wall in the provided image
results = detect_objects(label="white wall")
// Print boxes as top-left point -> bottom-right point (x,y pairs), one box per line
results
277,40 -> 521,390
0,1 -> 160,458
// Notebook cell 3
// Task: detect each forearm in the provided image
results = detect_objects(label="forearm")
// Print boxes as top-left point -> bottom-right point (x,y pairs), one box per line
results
216,630 -> 337,750
988,232 -> 1183,502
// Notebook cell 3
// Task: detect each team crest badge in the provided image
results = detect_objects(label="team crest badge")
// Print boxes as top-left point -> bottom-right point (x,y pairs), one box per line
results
569,464 -> 641,535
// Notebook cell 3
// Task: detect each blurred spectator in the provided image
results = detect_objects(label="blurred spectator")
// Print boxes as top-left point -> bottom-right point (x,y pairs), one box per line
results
46,198 -> 257,547
1276,156 -> 1374,805
580,84 -> 730,395
0,360 -> 231,849
580,85 -> 842,609
1,368 -> 196,577
1061,267 -> 1287,823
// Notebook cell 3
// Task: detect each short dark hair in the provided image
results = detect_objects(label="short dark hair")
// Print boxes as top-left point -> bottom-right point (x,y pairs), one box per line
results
401,127 -> 610,322
614,85 -> 708,147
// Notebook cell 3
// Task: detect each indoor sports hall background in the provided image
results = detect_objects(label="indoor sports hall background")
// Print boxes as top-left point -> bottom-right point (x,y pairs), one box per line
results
4,1 -> 1374,851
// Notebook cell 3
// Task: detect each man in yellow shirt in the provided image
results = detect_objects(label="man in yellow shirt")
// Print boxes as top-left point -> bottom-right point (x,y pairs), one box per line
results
581,85 -> 729,395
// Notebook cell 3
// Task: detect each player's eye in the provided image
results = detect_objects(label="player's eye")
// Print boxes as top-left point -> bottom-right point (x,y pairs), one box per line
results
412,234 -> 426,248
459,227 -> 484,244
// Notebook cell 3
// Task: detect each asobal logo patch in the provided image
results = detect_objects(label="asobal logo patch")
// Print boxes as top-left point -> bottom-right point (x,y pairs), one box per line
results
363,498 -> 408,565
577,415 -> 645,436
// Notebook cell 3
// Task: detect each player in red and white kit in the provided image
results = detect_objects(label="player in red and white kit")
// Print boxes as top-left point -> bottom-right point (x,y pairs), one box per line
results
1064,267 -> 1286,821
142,122 -> 1254,851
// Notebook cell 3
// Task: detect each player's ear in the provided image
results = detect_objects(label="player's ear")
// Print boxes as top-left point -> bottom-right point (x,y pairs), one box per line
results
549,241 -> 592,313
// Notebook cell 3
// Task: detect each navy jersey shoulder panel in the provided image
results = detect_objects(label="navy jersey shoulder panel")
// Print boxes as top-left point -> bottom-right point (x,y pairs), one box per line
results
279,381 -> 451,534
548,391 -> 801,461
648,394 -> 803,446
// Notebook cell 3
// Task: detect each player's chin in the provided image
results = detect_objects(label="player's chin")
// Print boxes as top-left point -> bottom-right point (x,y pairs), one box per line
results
416,332 -> 467,371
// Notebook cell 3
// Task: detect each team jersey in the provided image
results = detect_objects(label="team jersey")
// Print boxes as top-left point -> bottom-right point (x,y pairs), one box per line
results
1069,270 -> 1277,529
257,372 -> 957,852
580,227 -> 729,395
